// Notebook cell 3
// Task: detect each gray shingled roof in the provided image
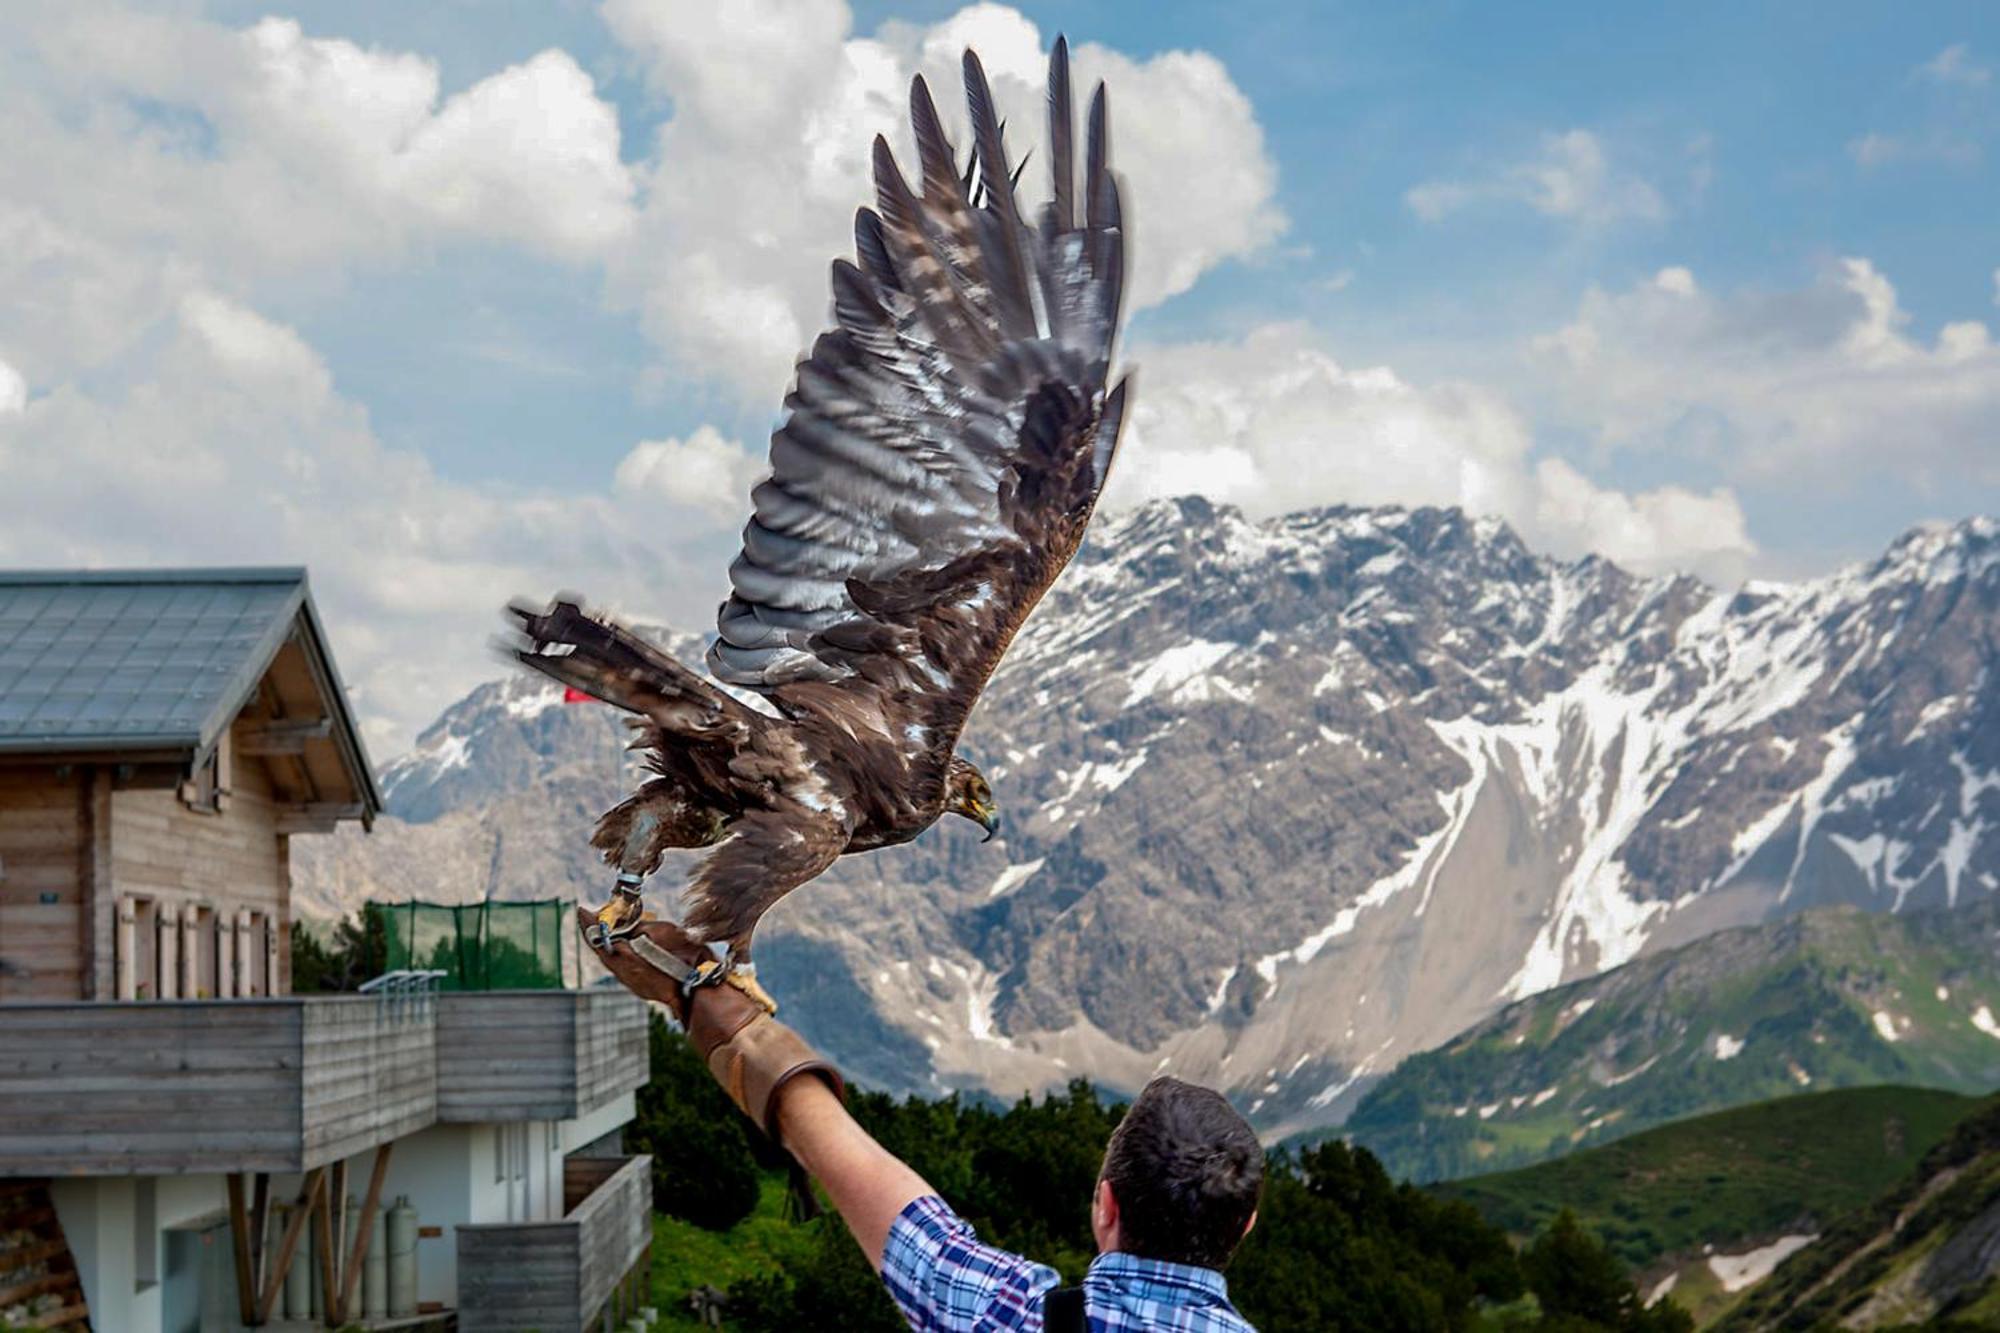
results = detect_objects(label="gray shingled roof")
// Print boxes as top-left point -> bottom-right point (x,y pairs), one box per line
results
0,569 -> 306,752
0,572 -> 379,817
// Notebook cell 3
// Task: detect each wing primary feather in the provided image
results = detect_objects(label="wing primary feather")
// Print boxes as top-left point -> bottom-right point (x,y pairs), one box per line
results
1047,34 -> 1074,232
1091,374 -> 1130,488
870,135 -> 923,239
908,75 -> 967,208
1085,83 -> 1111,229
961,50 -> 1036,341
853,209 -> 900,290
871,132 -> 998,366
829,259 -> 891,341
1089,169 -> 1126,353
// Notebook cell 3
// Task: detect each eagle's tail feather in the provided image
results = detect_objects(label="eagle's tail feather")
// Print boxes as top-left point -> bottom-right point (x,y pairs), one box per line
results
507,597 -> 749,740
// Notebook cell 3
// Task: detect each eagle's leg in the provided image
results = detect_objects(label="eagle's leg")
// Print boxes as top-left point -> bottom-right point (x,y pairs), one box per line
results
584,810 -> 663,952
718,935 -> 778,1016
584,872 -> 647,951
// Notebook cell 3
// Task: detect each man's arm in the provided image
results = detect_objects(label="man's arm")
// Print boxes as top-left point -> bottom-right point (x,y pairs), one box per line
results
771,1076 -> 930,1266
577,909 -> 929,1264
582,911 -> 1056,1328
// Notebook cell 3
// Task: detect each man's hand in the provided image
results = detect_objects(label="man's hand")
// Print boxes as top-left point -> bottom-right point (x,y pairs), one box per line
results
579,908 -> 844,1141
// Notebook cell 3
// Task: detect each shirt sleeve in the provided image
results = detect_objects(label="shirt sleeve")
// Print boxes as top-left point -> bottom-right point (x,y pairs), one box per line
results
878,1194 -> 1061,1331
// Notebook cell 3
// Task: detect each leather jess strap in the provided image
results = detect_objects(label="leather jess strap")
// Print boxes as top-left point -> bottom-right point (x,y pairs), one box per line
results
625,931 -> 705,986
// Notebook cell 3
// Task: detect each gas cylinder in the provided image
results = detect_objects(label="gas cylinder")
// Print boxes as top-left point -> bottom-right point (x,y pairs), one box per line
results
363,1206 -> 387,1319
386,1194 -> 419,1317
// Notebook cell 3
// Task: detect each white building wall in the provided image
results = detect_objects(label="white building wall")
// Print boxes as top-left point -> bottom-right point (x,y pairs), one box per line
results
49,1173 -> 232,1333
42,1090 -> 640,1327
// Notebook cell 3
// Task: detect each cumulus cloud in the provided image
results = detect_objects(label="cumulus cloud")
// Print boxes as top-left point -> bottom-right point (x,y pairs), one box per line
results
1103,322 -> 1755,582
1530,459 -> 1754,576
212,18 -> 635,260
0,7 -> 668,756
1531,259 -> 2000,489
0,293 -> 739,755
601,0 -> 1286,401
0,2 -> 1289,750
5,10 -> 634,280
614,427 -> 766,525
1406,129 -> 1666,226
0,358 -> 24,416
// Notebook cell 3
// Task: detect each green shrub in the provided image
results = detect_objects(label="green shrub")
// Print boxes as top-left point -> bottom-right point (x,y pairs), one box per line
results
628,1014 -> 761,1231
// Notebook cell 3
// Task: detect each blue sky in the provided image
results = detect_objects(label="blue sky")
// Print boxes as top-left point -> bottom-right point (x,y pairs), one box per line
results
208,1 -> 2000,468
1,1 -> 1995,747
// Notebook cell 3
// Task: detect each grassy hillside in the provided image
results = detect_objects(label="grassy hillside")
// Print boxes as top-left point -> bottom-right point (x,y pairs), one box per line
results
1438,1086 -> 1975,1272
1437,1086 -> 1978,1325
1345,898 -> 2000,1182
1715,1092 -> 2000,1331
649,1174 -> 813,1330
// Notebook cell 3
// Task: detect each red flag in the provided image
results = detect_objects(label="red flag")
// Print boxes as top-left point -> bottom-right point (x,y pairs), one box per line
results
562,686 -> 597,704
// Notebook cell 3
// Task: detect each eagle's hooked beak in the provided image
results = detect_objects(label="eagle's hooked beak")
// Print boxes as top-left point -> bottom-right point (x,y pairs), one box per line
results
974,801 -> 1000,842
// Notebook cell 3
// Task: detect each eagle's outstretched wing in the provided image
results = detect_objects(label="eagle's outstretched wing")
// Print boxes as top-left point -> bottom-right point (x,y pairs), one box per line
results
708,38 -> 1129,776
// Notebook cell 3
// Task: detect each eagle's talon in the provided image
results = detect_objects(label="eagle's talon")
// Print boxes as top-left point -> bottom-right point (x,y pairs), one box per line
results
585,885 -> 646,951
722,967 -> 779,1016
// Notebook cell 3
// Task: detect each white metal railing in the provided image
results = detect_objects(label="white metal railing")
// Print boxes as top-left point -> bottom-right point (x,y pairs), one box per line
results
359,969 -> 448,1021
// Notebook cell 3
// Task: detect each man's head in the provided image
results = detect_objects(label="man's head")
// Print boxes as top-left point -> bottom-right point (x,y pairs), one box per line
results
1093,1077 -> 1262,1270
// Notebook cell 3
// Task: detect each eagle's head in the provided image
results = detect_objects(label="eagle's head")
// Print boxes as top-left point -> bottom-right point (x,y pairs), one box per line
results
945,754 -> 1000,842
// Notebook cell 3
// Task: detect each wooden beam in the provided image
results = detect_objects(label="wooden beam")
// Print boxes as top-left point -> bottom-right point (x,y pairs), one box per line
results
257,1169 -> 322,1325
274,802 -> 367,835
237,718 -> 333,757
226,1174 -> 257,1328
315,1166 -> 338,1327
249,1173 -> 270,1301
326,1158 -> 348,1326
335,1142 -> 393,1323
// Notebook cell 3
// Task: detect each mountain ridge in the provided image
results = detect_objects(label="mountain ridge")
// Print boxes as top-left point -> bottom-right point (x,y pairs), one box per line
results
1343,895 -> 2000,1181
294,498 -> 2000,1137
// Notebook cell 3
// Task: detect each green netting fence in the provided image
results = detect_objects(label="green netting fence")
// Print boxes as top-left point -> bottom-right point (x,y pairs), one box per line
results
372,899 -> 569,990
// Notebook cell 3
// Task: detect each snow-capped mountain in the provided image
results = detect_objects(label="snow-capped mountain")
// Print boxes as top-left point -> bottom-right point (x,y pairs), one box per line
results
294,498 -> 2000,1138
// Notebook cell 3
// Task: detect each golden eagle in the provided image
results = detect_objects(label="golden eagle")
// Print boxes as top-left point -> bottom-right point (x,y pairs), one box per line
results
510,38 -> 1128,1010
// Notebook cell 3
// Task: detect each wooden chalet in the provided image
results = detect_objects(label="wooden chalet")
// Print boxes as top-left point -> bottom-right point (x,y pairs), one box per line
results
0,568 -> 379,1003
0,570 -> 652,1333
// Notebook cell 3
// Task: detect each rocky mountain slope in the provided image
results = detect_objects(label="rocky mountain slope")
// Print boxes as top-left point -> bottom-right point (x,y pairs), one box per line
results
294,499 -> 2000,1137
1715,1091 -> 2000,1330
1345,896 -> 2000,1181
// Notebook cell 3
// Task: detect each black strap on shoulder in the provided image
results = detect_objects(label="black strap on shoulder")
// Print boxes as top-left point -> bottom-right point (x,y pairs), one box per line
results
1042,1285 -> 1086,1333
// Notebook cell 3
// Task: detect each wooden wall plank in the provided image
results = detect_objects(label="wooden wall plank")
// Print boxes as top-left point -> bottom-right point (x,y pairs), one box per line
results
0,769 -> 83,1000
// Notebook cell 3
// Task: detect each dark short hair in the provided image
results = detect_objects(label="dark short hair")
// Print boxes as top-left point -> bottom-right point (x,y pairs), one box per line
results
1099,1077 -> 1263,1270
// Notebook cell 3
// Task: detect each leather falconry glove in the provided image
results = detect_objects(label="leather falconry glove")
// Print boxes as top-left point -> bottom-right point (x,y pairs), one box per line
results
576,907 -> 844,1142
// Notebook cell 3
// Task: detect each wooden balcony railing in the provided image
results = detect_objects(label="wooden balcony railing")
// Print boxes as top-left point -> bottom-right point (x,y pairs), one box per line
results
434,987 -> 648,1123
0,994 -> 436,1175
456,1153 -> 653,1333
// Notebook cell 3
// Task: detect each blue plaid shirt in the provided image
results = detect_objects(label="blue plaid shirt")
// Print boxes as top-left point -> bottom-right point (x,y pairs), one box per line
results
880,1195 -> 1256,1332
